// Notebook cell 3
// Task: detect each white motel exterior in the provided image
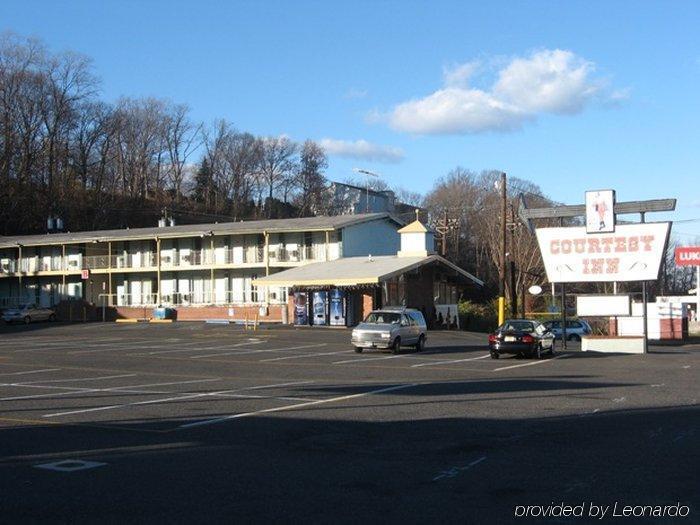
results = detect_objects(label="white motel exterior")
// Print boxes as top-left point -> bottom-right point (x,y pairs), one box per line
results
0,213 -> 482,325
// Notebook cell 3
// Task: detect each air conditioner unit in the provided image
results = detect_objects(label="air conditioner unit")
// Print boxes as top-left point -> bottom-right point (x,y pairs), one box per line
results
162,256 -> 172,264
68,259 -> 79,268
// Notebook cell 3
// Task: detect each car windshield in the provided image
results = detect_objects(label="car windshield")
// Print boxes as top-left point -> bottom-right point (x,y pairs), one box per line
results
501,321 -> 535,332
364,312 -> 401,324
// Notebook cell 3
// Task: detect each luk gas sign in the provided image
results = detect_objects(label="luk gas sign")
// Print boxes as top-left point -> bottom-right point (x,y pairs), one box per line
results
536,222 -> 670,283
675,246 -> 700,266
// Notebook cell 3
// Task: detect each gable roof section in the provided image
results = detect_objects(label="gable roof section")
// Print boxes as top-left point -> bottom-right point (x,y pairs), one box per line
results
0,213 -> 402,248
252,254 -> 483,287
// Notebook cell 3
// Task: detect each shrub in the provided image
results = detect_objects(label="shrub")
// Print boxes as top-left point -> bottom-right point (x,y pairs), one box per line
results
458,300 -> 498,332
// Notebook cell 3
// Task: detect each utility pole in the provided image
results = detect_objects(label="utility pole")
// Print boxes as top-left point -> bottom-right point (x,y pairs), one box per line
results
435,210 -> 458,257
498,172 -> 507,326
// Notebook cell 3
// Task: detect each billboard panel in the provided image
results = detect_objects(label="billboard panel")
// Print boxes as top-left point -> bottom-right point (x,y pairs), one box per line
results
576,295 -> 631,317
585,190 -> 616,233
536,222 -> 670,283
675,246 -> 700,266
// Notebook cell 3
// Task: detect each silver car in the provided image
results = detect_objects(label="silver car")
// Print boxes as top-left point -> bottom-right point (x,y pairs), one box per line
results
351,308 -> 427,354
2,303 -> 57,324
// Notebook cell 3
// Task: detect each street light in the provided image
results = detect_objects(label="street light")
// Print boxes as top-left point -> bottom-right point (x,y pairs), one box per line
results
353,168 -> 381,213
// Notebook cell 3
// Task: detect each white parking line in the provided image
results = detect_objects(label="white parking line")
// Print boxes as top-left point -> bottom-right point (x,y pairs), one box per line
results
0,378 -> 220,402
141,339 -> 265,356
411,354 -> 491,368
14,340 -> 156,353
492,354 -> 569,371
16,373 -> 137,385
260,350 -> 351,362
191,343 -> 327,359
0,368 -> 61,377
332,354 -> 405,365
179,382 -> 418,429
41,380 -> 316,418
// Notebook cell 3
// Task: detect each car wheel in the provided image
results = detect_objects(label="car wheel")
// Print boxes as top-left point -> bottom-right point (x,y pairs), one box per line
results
354,347 -> 363,354
391,337 -> 401,354
415,335 -> 425,352
490,351 -> 499,359
23,316 -> 31,325
568,334 -> 581,342
48,313 -> 57,322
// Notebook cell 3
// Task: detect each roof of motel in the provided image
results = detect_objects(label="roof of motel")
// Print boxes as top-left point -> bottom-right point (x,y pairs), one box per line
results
252,254 -> 484,288
0,213 -> 401,249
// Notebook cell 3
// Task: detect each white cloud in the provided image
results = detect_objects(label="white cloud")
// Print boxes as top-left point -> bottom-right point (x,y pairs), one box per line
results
319,138 -> 405,163
343,88 -> 368,100
442,61 -> 480,88
383,49 -> 620,135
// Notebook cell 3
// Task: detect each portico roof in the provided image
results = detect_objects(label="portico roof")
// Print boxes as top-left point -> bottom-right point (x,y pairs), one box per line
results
252,254 -> 483,288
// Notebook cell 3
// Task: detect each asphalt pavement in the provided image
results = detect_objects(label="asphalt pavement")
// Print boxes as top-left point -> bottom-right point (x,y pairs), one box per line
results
0,322 -> 697,524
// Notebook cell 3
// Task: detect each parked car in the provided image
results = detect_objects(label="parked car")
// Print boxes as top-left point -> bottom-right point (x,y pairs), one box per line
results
2,304 -> 56,324
351,308 -> 427,354
488,319 -> 555,359
542,319 -> 592,341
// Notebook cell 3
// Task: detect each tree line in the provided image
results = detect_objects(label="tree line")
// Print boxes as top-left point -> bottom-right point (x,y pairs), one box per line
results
1,32 -> 693,300
0,33 -> 329,234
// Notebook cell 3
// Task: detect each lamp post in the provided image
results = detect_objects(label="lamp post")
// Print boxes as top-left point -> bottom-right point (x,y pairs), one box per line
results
353,168 -> 381,213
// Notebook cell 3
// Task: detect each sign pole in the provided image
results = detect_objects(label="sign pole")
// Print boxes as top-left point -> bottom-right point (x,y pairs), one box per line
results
561,283 -> 567,350
640,212 -> 648,354
696,265 -> 700,318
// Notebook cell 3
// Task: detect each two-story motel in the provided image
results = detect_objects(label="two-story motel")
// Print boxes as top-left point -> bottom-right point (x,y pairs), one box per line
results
0,212 -> 482,325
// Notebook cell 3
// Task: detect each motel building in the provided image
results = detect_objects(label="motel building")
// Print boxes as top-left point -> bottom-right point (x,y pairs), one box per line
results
0,213 -> 482,326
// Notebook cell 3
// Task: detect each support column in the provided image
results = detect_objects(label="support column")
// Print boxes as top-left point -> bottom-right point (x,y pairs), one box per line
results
107,241 -> 112,306
156,238 -> 161,306
325,230 -> 330,261
17,245 -> 23,301
61,244 -> 66,300
264,231 -> 270,306
210,236 -> 215,304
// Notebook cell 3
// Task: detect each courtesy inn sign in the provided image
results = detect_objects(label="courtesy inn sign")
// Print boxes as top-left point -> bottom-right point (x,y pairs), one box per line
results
536,222 -> 671,283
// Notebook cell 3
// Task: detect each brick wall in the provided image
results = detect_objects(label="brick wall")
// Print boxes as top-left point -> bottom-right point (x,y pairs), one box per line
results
112,304 -> 284,322
361,292 -> 374,320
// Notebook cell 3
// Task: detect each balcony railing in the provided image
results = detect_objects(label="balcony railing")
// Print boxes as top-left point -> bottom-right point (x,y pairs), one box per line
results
268,245 -> 327,263
1,243 -> 332,275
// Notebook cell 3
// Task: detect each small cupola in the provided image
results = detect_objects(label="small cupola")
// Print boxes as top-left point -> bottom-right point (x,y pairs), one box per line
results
397,211 -> 435,257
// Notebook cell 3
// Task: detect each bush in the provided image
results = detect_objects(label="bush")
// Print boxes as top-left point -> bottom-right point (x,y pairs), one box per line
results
458,300 -> 498,332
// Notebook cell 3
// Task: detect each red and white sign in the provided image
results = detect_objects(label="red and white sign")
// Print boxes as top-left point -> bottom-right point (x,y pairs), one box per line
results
675,246 -> 700,266
81,269 -> 90,280
536,222 -> 670,283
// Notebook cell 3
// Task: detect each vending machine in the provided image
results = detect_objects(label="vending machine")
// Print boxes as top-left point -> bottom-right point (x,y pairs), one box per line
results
293,292 -> 308,325
329,289 -> 345,326
312,291 -> 328,326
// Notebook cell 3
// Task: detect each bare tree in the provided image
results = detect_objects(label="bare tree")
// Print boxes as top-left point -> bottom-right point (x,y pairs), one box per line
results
258,135 -> 298,217
295,140 -> 327,216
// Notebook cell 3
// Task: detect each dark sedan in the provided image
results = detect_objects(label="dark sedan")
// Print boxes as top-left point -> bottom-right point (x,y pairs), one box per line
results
488,319 -> 555,359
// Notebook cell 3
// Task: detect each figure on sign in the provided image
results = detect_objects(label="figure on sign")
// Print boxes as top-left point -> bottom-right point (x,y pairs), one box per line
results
594,194 -> 608,231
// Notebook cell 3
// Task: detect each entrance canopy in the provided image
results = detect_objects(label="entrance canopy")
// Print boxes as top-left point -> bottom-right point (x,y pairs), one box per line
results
252,254 -> 483,288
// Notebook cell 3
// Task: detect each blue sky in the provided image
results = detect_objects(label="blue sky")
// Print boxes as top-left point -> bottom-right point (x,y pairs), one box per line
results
3,0 -> 699,239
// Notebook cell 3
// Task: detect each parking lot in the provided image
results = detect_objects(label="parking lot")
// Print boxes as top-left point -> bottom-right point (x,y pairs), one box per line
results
0,322 -> 698,523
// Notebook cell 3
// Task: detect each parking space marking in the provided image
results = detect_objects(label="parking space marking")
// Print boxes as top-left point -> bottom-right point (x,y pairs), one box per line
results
16,373 -> 138,385
179,382 -> 419,429
13,340 -> 157,353
260,350 -> 351,362
492,354 -> 569,371
411,354 -> 491,368
191,343 -> 327,359
41,380 -> 316,418
138,339 -> 266,356
332,354 -> 406,365
0,368 -> 61,377
0,378 -> 221,402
